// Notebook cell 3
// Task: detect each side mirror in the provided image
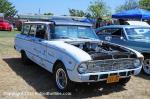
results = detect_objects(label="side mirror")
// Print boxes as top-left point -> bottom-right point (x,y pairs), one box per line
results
120,36 -> 126,41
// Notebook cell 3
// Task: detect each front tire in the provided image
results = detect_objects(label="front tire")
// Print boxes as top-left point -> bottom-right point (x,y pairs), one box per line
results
143,59 -> 150,75
21,51 -> 31,64
54,62 -> 74,92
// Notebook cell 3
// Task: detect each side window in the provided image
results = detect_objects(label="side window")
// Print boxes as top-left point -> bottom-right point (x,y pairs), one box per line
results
29,25 -> 36,37
22,25 -> 30,35
111,28 -> 122,37
97,29 -> 111,35
97,28 -> 123,37
35,24 -> 47,39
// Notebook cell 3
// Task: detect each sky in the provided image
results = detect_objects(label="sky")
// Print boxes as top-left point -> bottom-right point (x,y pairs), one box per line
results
10,0 -> 126,15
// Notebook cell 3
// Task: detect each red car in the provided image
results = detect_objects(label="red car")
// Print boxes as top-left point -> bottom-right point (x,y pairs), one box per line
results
0,20 -> 12,31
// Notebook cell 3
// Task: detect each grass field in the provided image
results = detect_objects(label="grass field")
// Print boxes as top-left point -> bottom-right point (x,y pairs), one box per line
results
0,31 -> 20,57
0,31 -> 150,99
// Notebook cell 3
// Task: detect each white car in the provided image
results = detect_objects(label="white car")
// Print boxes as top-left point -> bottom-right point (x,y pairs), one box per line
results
14,19 -> 143,92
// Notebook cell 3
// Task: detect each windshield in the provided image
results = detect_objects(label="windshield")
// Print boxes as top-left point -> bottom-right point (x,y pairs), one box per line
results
125,28 -> 150,40
51,25 -> 98,39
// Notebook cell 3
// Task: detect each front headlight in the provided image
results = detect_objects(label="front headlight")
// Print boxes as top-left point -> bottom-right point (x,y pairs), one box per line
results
78,63 -> 88,74
134,59 -> 141,68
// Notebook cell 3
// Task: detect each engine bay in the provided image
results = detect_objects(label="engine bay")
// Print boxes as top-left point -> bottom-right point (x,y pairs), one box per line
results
68,41 -> 137,60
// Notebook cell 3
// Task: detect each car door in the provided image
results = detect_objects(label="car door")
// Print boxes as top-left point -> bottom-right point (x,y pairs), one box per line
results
26,24 -> 37,61
33,24 -> 48,69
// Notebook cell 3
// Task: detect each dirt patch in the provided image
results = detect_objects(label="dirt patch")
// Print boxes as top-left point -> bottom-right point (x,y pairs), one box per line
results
0,57 -> 150,99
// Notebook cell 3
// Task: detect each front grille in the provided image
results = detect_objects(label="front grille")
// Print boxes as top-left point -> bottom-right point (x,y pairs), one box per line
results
86,58 -> 135,73
91,52 -> 136,60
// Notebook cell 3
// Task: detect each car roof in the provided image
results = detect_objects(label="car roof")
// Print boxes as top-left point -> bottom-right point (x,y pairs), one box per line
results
24,20 -> 92,27
24,21 -> 52,25
99,25 -> 150,29
51,19 -> 92,27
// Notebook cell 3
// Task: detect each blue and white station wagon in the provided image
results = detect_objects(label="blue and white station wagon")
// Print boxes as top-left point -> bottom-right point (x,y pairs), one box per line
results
96,25 -> 150,75
14,19 -> 143,92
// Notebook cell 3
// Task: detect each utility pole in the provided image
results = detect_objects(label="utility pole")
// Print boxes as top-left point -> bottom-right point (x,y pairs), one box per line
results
38,8 -> 41,15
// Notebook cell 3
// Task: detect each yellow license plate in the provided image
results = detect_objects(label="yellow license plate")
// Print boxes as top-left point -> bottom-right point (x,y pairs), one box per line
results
107,75 -> 120,83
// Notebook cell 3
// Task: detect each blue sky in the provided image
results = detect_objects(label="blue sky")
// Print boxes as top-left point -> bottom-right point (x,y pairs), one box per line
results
10,0 -> 126,15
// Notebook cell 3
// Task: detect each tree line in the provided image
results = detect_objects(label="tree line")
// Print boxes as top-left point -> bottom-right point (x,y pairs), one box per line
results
69,0 -> 150,19
0,0 -> 150,19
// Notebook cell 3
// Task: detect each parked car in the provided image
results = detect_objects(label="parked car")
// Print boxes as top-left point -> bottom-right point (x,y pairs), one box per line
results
15,19 -> 27,31
96,25 -> 150,75
14,20 -> 143,92
0,20 -> 12,31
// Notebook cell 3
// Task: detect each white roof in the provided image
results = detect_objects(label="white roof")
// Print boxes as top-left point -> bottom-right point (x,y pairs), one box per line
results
126,21 -> 149,26
24,21 -> 52,24
24,20 -> 92,27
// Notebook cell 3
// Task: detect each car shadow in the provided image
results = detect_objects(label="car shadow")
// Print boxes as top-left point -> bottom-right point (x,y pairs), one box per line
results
3,58 -> 126,99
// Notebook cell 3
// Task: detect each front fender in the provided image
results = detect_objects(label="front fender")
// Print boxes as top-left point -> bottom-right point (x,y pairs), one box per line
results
47,41 -> 92,71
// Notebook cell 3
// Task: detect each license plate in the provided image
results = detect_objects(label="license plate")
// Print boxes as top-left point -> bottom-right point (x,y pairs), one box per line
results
107,75 -> 120,83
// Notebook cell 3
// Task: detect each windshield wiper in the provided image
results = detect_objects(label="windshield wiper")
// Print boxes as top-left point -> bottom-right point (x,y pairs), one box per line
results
59,36 -> 73,39
78,36 -> 92,39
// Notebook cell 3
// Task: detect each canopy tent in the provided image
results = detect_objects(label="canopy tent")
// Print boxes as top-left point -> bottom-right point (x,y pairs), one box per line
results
112,9 -> 150,20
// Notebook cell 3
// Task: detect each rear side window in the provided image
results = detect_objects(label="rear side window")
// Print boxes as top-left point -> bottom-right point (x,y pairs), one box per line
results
22,25 -> 30,35
29,25 -> 36,36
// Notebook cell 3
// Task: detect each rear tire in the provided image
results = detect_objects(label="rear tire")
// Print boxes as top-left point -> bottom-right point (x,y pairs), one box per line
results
54,62 -> 74,92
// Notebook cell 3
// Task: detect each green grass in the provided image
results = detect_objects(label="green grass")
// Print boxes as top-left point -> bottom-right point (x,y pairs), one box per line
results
0,31 -> 19,38
0,31 -> 20,57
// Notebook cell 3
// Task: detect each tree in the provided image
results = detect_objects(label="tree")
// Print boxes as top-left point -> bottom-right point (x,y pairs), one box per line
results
87,0 -> 111,19
69,9 -> 87,17
116,0 -> 139,12
139,0 -> 150,11
0,0 -> 17,18
44,12 -> 53,16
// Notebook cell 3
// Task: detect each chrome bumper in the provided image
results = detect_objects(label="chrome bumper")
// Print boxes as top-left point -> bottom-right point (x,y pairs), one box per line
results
67,66 -> 142,82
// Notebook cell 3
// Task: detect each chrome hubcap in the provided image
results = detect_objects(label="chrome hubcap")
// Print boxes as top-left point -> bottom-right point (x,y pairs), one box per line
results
56,68 -> 67,89
143,59 -> 150,75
